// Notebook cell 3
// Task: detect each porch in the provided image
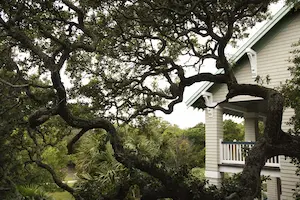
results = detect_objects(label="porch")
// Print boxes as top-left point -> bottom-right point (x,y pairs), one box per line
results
219,140 -> 281,178
220,140 -> 280,168
203,99 -> 282,199
204,99 -> 281,185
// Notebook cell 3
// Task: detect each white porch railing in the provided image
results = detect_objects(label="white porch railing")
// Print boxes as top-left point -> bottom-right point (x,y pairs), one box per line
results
220,140 -> 280,168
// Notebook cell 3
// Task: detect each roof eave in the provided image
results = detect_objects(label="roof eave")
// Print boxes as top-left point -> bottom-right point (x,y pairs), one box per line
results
185,4 -> 294,107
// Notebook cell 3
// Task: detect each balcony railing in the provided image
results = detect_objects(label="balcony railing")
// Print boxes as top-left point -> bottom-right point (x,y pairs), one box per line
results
220,140 -> 280,168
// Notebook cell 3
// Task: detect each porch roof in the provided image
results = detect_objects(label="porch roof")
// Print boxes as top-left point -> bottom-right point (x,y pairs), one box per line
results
222,99 -> 268,118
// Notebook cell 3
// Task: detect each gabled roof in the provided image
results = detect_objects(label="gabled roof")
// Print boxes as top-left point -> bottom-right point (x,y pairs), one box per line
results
185,4 -> 294,107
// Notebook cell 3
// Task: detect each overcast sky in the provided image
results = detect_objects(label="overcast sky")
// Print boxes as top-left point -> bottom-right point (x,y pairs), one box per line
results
156,1 -> 285,129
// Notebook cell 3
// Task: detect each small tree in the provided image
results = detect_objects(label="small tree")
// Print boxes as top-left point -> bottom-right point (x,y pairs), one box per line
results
223,120 -> 244,141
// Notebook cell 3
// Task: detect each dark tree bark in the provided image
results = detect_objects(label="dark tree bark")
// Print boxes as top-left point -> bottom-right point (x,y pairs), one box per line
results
1,1 -> 300,200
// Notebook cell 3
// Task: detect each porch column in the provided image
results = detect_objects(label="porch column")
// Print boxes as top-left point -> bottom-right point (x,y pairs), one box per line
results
267,177 -> 280,200
244,112 -> 258,142
205,106 -> 223,187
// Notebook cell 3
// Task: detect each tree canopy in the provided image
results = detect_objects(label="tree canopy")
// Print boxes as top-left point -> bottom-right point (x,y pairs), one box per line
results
1,0 -> 300,200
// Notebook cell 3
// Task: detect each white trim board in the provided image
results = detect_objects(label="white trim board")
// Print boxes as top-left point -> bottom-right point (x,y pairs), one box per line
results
219,165 -> 281,178
205,170 -> 222,179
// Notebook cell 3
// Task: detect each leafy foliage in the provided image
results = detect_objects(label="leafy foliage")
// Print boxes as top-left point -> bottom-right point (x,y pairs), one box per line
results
182,123 -> 206,167
223,120 -> 245,141
73,117 -> 207,199
1,0 -> 296,199
17,185 -> 54,200
282,40 -> 300,199
282,39 -> 300,133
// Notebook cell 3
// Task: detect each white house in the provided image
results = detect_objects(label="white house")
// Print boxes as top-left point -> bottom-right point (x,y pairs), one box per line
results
186,5 -> 300,200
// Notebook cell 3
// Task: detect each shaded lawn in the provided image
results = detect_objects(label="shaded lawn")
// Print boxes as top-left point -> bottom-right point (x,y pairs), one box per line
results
49,171 -> 77,200
65,172 -> 77,181
50,191 -> 74,200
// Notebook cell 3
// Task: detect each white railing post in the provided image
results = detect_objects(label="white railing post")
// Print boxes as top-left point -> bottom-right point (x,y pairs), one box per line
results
219,139 -> 223,164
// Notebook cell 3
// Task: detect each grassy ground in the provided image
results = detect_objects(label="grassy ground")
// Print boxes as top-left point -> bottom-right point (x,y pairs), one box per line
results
64,172 -> 77,181
50,191 -> 74,200
49,171 -> 77,200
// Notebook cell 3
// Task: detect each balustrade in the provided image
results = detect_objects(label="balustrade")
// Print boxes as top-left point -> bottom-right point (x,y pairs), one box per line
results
220,140 -> 280,167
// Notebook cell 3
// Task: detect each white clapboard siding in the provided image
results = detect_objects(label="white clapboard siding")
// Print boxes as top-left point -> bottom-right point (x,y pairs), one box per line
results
205,9 -> 300,198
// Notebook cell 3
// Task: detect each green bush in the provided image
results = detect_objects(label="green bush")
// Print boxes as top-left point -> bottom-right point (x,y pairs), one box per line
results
17,185 -> 54,200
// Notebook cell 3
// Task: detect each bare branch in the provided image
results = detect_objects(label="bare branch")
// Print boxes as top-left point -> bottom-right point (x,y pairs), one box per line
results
0,78 -> 52,89
183,73 -> 228,86
67,128 -> 89,154
62,0 -> 84,26
34,160 -> 76,196
0,78 -> 29,88
28,107 -> 58,128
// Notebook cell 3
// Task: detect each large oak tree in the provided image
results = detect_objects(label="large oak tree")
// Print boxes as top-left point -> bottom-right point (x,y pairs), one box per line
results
1,0 -> 300,199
